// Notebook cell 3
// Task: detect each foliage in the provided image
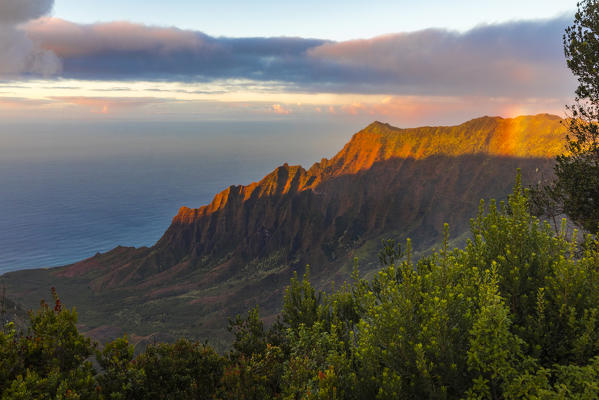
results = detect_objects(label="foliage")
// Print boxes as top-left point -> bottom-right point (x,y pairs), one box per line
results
532,0 -> 599,232
0,288 -> 98,399
95,336 -> 143,400
228,307 -> 268,359
3,176 -> 599,398
133,339 -> 224,399
282,267 -> 322,330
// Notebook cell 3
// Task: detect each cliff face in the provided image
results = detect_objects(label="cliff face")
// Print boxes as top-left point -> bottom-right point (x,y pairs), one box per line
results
170,115 -> 564,225
148,114 -> 565,279
2,114 -> 566,345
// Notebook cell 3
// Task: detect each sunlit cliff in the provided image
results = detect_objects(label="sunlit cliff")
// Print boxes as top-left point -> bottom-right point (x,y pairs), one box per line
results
174,114 -> 565,224
2,113 -> 567,345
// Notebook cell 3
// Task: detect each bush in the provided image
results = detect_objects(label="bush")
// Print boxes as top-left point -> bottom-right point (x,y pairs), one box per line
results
3,175 -> 599,399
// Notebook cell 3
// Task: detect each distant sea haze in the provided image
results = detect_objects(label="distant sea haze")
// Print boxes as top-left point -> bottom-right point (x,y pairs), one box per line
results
0,120 -> 353,274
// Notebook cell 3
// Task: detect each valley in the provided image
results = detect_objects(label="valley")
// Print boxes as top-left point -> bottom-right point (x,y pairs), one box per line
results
1,114 -> 566,349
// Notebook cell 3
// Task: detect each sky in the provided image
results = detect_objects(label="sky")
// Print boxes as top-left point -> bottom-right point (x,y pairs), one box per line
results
52,0 -> 574,40
0,0 -> 580,127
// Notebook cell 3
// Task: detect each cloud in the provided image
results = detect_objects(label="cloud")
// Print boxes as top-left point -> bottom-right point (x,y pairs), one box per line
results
26,18 -> 326,82
13,15 -> 576,100
0,0 -> 53,24
271,104 -> 291,114
308,18 -> 574,97
0,96 -> 52,108
323,95 -> 567,127
0,0 -> 61,78
51,96 -> 167,114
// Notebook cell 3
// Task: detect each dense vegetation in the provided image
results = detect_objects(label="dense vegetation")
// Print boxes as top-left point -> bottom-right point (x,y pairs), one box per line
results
532,0 -> 599,233
3,175 -> 599,399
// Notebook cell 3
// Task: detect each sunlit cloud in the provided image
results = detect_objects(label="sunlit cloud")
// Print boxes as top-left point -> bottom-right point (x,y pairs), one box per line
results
0,96 -> 52,108
329,95 -> 566,123
0,77 -> 569,126
307,18 -> 574,97
19,16 -> 575,99
0,12 -> 577,125
271,104 -> 291,115
50,96 -> 168,114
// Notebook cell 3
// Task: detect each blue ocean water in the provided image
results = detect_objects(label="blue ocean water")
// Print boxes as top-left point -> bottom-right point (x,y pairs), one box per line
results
0,120 -> 353,274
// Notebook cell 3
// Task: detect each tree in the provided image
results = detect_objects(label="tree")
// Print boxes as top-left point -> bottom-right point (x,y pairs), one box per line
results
0,288 -> 99,399
533,0 -> 599,232
133,339 -> 224,400
282,268 -> 321,330
4,177 -> 599,399
95,335 -> 144,400
280,175 -> 599,399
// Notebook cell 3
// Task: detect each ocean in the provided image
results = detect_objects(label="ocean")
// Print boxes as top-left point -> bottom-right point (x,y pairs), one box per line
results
0,120 -> 353,274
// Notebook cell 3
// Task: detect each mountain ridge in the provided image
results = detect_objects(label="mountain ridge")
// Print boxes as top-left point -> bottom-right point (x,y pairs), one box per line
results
173,113 -> 565,225
1,113 -> 567,347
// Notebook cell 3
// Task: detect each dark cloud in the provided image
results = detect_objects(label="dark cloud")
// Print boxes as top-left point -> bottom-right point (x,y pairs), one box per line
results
26,19 -> 326,82
0,0 -> 60,77
0,0 -> 53,24
24,16 -> 575,97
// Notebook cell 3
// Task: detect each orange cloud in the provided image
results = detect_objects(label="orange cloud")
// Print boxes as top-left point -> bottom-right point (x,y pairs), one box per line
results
328,95 -> 566,127
271,104 -> 291,115
50,96 -> 165,114
0,97 -> 51,109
